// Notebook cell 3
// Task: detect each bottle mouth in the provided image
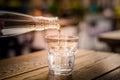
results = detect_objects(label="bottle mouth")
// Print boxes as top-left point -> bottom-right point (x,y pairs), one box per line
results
33,16 -> 60,31
33,16 -> 58,23
33,16 -> 58,20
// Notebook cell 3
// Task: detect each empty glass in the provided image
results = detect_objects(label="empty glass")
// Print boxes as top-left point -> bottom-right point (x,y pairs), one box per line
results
45,35 -> 78,75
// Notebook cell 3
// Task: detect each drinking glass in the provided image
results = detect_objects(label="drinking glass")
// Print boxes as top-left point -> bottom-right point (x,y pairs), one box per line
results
45,35 -> 78,75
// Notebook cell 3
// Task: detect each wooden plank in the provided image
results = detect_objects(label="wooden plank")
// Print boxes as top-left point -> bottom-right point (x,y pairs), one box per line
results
72,52 -> 120,80
0,49 -> 92,80
74,51 -> 111,70
0,50 -> 48,80
6,67 -> 73,80
4,50 -> 120,80
5,67 -> 49,80
96,67 -> 120,80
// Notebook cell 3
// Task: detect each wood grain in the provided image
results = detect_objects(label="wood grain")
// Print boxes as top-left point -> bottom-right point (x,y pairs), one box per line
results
0,50 -> 120,80
0,50 -> 48,80
96,67 -> 120,80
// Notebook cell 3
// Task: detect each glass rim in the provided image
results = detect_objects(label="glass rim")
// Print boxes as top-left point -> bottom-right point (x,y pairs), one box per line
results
45,35 -> 78,40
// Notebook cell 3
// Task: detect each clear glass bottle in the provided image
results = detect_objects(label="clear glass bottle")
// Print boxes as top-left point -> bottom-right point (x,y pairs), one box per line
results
0,11 -> 60,37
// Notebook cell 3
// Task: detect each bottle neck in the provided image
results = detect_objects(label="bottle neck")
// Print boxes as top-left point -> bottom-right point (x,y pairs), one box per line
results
33,17 -> 60,31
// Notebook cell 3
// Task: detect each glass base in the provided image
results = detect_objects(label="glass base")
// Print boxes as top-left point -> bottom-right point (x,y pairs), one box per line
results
50,69 -> 72,75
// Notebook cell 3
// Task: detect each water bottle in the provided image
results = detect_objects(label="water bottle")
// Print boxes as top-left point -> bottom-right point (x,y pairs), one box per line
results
0,11 -> 60,37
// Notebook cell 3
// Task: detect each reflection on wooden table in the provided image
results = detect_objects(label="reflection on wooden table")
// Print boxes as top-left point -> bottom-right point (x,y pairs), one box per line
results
0,50 -> 120,80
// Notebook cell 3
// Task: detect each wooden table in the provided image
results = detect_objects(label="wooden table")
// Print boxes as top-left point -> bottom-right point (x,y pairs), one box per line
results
0,50 -> 120,80
99,30 -> 120,52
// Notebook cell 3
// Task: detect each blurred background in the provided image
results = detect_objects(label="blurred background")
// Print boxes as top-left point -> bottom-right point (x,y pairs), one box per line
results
0,0 -> 120,59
